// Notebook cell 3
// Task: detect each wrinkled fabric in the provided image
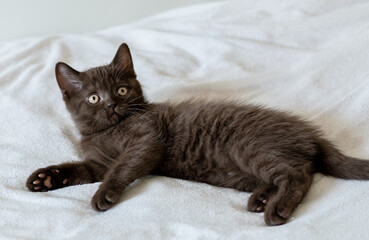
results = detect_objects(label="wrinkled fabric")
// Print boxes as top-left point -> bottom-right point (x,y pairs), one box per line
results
1,0 -> 369,239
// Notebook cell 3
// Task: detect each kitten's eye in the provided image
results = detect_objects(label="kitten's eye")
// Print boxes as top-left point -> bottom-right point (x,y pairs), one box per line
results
117,87 -> 127,96
88,94 -> 100,104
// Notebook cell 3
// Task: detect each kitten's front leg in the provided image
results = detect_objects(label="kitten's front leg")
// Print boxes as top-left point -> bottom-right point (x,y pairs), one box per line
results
91,147 -> 162,211
27,160 -> 106,192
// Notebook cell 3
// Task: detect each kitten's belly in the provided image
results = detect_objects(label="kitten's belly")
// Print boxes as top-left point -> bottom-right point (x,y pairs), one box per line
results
157,156 -> 258,192
157,138 -> 258,192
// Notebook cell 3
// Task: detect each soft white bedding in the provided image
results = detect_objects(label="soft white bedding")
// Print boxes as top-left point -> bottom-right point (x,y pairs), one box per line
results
1,0 -> 369,239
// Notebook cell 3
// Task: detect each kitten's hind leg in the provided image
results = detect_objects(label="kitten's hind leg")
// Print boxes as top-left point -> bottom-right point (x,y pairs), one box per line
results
247,184 -> 278,213
264,170 -> 312,226
27,160 -> 105,192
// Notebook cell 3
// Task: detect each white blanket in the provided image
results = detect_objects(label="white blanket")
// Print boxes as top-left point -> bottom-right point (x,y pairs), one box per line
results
1,0 -> 369,239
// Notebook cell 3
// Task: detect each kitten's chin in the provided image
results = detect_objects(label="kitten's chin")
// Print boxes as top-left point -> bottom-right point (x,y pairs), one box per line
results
79,115 -> 123,136
107,113 -> 123,125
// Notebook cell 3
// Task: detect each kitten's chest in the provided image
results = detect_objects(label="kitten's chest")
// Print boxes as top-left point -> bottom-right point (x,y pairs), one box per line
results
81,135 -> 121,165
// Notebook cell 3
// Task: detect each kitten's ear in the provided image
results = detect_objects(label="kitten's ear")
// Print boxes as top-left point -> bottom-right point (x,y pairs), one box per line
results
55,62 -> 82,98
110,43 -> 136,77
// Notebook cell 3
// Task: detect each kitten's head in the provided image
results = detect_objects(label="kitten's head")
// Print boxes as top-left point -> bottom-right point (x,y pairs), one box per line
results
55,43 -> 146,135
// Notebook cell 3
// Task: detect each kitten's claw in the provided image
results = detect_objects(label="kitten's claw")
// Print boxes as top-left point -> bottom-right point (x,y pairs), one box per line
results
26,166 -> 68,192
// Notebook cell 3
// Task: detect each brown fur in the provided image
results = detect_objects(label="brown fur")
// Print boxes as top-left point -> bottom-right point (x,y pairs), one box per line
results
27,43 -> 369,226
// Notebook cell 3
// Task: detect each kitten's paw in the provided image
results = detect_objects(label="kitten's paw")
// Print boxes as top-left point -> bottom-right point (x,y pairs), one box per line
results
91,187 -> 121,212
264,199 -> 290,226
26,166 -> 69,192
247,184 -> 277,213
247,192 -> 269,212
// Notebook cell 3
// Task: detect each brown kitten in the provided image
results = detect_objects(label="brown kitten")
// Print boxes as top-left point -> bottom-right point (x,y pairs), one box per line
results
27,43 -> 369,226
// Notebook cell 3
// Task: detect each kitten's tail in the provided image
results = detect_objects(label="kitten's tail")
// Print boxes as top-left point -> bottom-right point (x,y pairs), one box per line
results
318,140 -> 369,179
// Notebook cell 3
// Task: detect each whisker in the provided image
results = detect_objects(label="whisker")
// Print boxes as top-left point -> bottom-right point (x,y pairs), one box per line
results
129,103 -> 150,109
128,107 -> 147,113
129,102 -> 148,106
126,111 -> 141,119
127,95 -> 144,104
128,108 -> 148,114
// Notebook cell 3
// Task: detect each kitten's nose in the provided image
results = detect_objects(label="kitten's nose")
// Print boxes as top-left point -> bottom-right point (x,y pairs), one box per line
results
107,102 -> 116,108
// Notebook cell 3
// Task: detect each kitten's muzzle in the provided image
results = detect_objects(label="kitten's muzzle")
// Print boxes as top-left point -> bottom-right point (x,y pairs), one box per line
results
104,103 -> 119,119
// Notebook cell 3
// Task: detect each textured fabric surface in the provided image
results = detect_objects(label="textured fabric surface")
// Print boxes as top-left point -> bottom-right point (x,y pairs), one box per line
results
1,0 -> 369,239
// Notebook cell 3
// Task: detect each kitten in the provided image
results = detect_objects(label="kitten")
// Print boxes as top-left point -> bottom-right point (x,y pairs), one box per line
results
27,43 -> 369,226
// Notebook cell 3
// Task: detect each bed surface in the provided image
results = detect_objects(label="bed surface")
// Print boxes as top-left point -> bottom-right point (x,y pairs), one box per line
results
1,0 -> 369,239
